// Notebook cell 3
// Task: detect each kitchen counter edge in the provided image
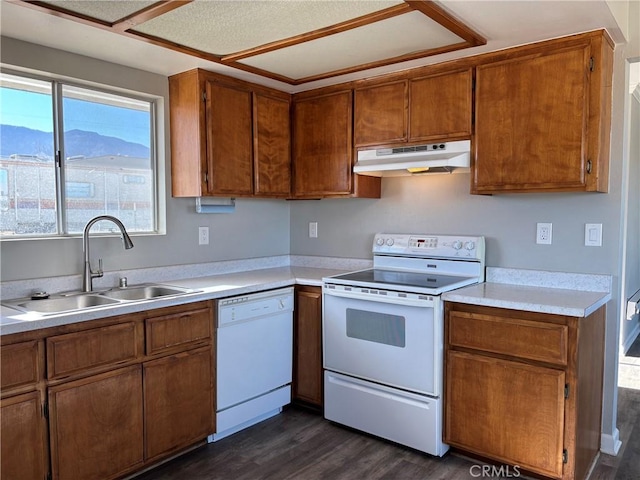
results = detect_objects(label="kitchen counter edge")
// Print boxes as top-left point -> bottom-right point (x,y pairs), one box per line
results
0,266 -> 345,336
442,281 -> 611,318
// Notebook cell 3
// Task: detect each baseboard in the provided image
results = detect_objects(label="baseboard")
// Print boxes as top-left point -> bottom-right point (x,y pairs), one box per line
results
621,322 -> 640,354
601,429 -> 622,456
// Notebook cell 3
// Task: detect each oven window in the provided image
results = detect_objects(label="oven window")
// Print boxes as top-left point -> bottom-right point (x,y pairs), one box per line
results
345,308 -> 405,347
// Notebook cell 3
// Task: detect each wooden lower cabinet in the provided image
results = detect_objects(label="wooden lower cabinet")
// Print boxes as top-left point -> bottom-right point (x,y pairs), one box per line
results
444,302 -> 606,480
446,352 -> 566,477
144,346 -> 214,460
1,301 -> 215,480
1,391 -> 48,480
48,365 -> 144,480
293,285 -> 323,408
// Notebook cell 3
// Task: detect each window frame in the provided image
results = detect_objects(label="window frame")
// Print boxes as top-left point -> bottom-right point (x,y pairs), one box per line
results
0,68 -> 162,240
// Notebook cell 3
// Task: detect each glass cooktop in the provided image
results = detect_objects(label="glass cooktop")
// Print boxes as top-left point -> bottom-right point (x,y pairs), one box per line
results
327,268 -> 476,294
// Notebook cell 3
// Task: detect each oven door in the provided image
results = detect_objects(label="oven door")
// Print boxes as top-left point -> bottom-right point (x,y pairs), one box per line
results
323,285 -> 442,396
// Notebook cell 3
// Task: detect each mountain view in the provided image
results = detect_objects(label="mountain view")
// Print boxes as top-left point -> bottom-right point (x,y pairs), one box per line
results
0,124 -> 150,159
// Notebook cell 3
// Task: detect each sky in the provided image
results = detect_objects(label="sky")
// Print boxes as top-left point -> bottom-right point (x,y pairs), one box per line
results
0,86 -> 151,147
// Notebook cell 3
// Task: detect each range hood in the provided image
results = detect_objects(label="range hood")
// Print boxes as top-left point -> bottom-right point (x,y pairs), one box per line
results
354,140 -> 471,177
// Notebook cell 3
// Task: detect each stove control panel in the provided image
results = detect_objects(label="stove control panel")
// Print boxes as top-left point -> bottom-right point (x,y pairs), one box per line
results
372,233 -> 485,260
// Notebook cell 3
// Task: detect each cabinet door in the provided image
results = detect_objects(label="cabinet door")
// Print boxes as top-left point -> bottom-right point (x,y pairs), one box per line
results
293,286 -> 323,407
445,351 -> 565,478
293,91 -> 352,197
473,45 -> 591,193
47,321 -> 140,380
145,303 -> 212,357
143,347 -> 214,461
409,69 -> 472,141
49,365 -> 144,480
1,340 -> 41,393
254,93 -> 291,196
205,81 -> 253,195
1,391 -> 48,480
354,81 -> 408,147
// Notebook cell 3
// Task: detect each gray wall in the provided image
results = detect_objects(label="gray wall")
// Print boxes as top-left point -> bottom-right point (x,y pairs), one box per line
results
0,38 -> 291,282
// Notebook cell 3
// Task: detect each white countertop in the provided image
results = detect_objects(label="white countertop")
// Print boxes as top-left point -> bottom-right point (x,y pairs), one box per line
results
442,282 -> 611,317
2,261 -> 614,334
0,266 -> 347,336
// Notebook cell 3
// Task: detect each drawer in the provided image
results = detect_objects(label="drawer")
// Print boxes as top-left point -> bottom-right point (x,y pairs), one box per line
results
47,322 -> 140,380
448,311 -> 568,366
1,341 -> 41,391
145,306 -> 212,355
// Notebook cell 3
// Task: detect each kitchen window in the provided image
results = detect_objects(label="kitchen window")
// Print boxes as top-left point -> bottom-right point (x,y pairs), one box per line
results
0,71 -> 158,238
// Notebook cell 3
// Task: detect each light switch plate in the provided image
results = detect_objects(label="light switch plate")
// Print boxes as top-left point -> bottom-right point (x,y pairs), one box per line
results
585,223 -> 602,246
309,222 -> 318,238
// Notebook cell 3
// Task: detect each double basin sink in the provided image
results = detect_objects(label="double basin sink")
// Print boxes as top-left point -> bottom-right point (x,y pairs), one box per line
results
3,284 -> 197,316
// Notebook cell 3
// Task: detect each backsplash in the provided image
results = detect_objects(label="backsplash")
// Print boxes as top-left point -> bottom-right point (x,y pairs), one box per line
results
0,255 -> 373,300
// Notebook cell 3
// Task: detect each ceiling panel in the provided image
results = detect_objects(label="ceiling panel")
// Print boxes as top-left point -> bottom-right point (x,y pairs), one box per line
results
132,0 -> 404,55
239,11 -> 464,80
10,0 -> 487,84
40,0 -> 157,23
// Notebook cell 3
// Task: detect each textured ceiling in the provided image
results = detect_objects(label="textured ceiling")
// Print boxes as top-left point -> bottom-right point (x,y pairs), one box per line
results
1,1 -> 626,93
132,1 -> 405,55
15,0 -> 483,84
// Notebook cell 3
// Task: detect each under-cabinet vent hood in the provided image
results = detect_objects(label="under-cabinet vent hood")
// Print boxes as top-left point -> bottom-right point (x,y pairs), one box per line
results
354,140 -> 471,177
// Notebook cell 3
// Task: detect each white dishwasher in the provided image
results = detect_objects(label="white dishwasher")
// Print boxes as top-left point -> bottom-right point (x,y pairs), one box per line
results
208,287 -> 294,442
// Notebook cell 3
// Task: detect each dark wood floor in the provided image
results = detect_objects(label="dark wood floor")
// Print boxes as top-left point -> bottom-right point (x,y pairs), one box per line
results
137,336 -> 640,480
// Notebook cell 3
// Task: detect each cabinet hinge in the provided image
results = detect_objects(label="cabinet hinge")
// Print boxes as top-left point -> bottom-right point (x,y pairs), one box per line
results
42,401 -> 49,419
202,91 -> 207,102
204,172 -> 208,184
586,159 -> 592,174
564,384 -> 570,399
589,57 -> 595,72
563,449 -> 568,464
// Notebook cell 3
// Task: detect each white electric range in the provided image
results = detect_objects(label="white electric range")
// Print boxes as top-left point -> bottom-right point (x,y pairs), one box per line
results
322,233 -> 485,456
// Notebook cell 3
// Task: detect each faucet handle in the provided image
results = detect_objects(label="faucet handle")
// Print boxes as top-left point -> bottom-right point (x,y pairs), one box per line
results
91,258 -> 104,278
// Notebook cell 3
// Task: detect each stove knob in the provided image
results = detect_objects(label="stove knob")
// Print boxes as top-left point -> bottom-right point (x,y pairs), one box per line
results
376,237 -> 385,246
386,238 -> 394,246
452,240 -> 463,250
465,241 -> 475,250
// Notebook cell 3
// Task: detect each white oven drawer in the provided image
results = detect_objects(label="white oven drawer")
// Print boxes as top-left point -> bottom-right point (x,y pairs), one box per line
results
324,371 -> 448,457
323,291 -> 442,396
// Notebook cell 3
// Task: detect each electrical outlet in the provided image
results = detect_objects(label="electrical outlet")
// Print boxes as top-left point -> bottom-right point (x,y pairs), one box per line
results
198,226 -> 209,245
309,222 -> 318,238
536,223 -> 552,245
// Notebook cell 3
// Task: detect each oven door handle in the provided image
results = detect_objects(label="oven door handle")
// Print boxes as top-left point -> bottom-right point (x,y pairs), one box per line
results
323,287 -> 434,307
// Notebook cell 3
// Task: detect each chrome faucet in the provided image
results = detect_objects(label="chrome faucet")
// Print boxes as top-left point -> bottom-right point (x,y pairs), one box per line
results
83,215 -> 134,292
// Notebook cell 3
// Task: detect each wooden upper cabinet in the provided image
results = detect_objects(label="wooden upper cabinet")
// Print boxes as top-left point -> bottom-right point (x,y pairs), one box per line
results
353,69 -> 472,148
253,93 -> 291,196
293,89 -> 380,198
409,68 -> 472,142
205,81 -> 254,196
354,81 -> 408,147
293,90 -> 352,197
473,31 -> 613,194
169,69 -> 291,198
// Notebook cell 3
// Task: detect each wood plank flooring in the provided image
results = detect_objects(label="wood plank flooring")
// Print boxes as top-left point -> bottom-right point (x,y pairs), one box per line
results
136,335 -> 640,480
